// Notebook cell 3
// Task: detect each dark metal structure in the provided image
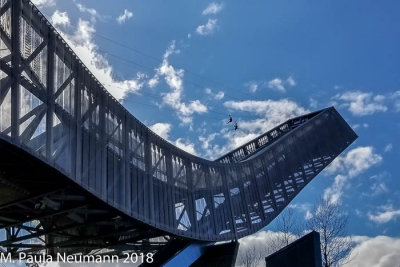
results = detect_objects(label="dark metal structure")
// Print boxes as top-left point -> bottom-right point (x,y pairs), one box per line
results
265,231 -> 322,267
0,0 -> 357,262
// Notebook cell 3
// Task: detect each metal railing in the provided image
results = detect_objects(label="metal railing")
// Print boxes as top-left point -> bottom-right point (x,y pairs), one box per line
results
215,110 -> 323,163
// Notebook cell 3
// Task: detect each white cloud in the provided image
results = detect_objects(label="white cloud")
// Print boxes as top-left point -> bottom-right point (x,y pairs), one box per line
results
175,138 -> 197,155
389,90 -> 400,112
323,146 -> 382,204
268,78 -> 285,92
352,123 -> 369,130
31,0 -> 55,8
198,133 -> 224,159
323,174 -> 347,204
215,91 -> 225,100
361,173 -> 390,198
305,210 -> 313,220
222,99 -> 308,153
150,122 -> 197,155
150,123 -> 172,140
199,133 -> 218,150
150,41 -> 208,125
246,77 -> 295,93
286,76 -> 296,86
267,76 -> 296,92
224,99 -> 307,119
384,143 -> 392,153
196,19 -> 218,36
148,75 -> 160,88
237,230 -> 298,266
368,205 -> 400,224
370,182 -> 389,196
309,98 -> 318,109
288,203 -> 313,220
335,90 -> 400,114
245,81 -> 259,93
344,236 -> 400,267
185,100 -> 208,114
51,10 -> 70,28
51,11 -> 144,101
117,9 -> 133,24
325,146 -> 382,178
202,2 -> 224,15
238,232 -> 400,267
205,88 -> 224,100
335,91 -> 387,116
76,3 -> 98,17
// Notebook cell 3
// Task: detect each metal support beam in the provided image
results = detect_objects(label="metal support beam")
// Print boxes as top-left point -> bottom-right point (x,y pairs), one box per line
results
46,30 -> 55,159
10,0 -> 21,142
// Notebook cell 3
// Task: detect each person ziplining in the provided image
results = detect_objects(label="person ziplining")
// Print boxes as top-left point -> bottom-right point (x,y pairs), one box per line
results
227,115 -> 233,124
225,115 -> 238,130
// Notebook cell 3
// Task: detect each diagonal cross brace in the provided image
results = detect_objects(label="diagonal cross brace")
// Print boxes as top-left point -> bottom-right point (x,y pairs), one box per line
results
0,1 -> 10,18
19,107 -> 46,144
19,40 -> 47,73
54,73 -> 73,100
0,76 -> 11,105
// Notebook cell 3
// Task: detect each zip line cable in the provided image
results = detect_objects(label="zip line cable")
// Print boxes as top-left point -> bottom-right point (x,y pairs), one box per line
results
37,10 -> 259,125
45,10 -> 250,102
111,88 -> 256,121
123,98 -> 245,134
97,48 -> 244,102
123,99 -> 226,123
39,9 -> 257,102
93,31 -> 257,100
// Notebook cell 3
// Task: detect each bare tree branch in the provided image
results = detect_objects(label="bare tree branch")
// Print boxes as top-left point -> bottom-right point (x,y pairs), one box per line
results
272,208 -> 299,250
307,198 -> 352,267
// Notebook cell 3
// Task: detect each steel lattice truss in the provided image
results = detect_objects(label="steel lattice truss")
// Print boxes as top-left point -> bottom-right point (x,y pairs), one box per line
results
0,0 -> 357,260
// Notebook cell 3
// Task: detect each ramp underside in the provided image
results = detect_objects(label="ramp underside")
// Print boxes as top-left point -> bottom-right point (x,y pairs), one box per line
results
0,138 -> 181,258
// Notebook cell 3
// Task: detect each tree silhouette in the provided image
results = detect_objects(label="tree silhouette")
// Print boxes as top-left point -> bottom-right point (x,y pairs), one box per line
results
307,198 -> 352,267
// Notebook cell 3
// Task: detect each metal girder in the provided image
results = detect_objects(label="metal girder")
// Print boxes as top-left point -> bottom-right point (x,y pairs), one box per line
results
19,108 -> 46,144
1,104 -> 46,136
46,30 -> 55,159
0,1 -> 10,18
0,205 -> 88,229
2,225 -> 161,252
0,187 -> 68,211
10,0 -> 21,142
0,26 -> 11,50
19,40 -> 47,72
54,73 -> 73,100
0,76 -> 11,105
20,76 -> 47,102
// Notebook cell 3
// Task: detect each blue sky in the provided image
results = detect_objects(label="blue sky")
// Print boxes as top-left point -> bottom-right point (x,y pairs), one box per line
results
30,0 -> 400,265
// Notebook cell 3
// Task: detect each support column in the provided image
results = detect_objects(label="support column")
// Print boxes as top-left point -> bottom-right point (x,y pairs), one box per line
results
46,30 -> 55,159
122,112 -> 131,212
98,91 -> 106,198
249,163 -> 267,222
204,167 -> 218,238
185,160 -> 198,238
144,132 -> 154,222
74,64 -> 82,183
237,170 -> 252,233
10,0 -> 21,143
221,167 -> 238,239
165,149 -> 175,229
